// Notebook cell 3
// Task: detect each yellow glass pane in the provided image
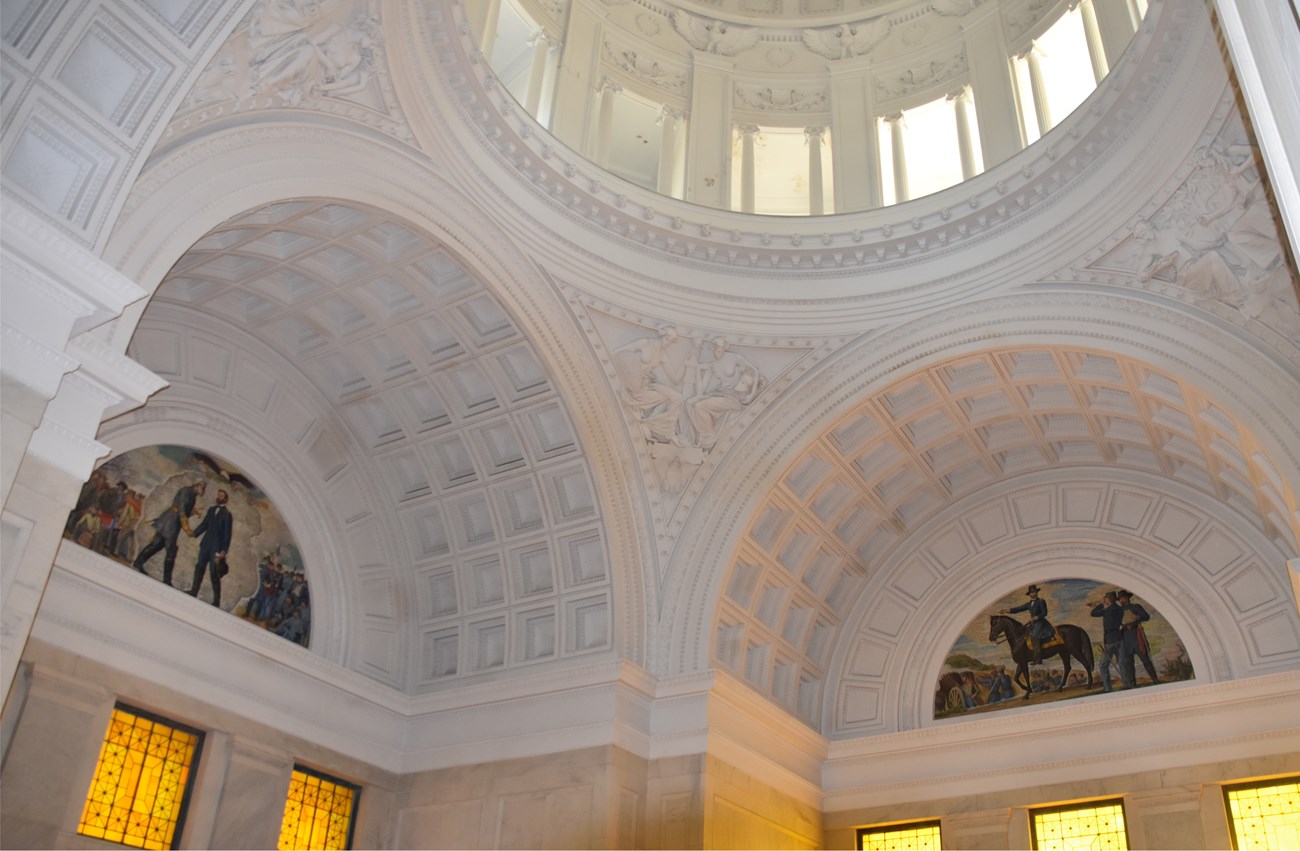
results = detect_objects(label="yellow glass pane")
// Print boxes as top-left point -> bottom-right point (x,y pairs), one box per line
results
860,822 -> 942,850
1227,779 -> 1300,850
1033,803 -> 1127,851
279,768 -> 359,851
79,707 -> 199,850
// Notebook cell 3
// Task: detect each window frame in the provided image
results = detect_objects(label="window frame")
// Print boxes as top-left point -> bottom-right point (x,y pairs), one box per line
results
278,763 -> 363,851
1029,797 -> 1129,851
78,702 -> 206,851
1222,775 -> 1300,851
855,818 -> 943,850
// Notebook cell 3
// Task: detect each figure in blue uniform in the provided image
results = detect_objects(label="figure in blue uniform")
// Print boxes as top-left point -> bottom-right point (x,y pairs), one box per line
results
1006,584 -> 1055,665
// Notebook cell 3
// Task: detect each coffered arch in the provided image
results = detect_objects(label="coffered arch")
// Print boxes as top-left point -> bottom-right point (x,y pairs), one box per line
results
101,124 -> 655,689
663,288 -> 1300,726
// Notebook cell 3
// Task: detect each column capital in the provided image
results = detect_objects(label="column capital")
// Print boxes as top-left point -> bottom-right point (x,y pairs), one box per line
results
947,85 -> 971,103
660,105 -> 688,122
804,125 -> 827,141
737,123 -> 761,136
598,77 -> 623,95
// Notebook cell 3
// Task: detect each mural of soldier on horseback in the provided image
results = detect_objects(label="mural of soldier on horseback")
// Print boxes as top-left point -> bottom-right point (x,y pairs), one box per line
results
934,578 -> 1194,719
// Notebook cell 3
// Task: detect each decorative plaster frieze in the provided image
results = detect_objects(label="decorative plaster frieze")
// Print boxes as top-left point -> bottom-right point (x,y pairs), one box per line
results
801,19 -> 891,60
156,0 -> 416,153
670,11 -> 761,56
1073,106 -> 1300,345
734,83 -> 827,112
602,40 -> 688,93
873,45 -> 966,101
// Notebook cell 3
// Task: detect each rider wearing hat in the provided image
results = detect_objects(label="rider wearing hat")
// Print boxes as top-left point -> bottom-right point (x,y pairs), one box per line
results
1006,584 -> 1055,665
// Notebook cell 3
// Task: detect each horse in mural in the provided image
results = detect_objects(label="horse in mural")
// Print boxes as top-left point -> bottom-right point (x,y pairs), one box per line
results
988,614 -> 1094,699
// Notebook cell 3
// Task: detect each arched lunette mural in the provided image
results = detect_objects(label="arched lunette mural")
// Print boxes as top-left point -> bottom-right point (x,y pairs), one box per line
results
935,579 -> 1193,718
64,445 -> 310,647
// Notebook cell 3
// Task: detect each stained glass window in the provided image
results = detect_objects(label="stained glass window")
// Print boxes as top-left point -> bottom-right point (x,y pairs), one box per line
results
278,765 -> 361,850
857,819 -> 942,850
78,705 -> 204,850
1225,777 -> 1300,850
1031,800 -> 1128,850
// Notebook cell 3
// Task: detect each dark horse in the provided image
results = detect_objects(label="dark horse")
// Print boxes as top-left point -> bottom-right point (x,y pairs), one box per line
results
989,614 -> 1094,699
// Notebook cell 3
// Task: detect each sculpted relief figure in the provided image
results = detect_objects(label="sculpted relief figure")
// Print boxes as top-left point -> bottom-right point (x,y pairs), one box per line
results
184,0 -> 379,110
688,339 -> 764,450
614,327 -> 692,446
1129,141 -> 1300,335
613,329 -> 768,483
249,0 -> 378,103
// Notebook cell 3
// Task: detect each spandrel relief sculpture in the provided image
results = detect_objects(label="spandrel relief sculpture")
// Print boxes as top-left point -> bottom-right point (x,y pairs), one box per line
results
612,326 -> 768,493
178,0 -> 384,114
1094,117 -> 1300,338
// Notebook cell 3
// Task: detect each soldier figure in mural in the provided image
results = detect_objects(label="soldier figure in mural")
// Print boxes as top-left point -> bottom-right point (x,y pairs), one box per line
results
133,480 -> 207,587
1003,584 -> 1059,664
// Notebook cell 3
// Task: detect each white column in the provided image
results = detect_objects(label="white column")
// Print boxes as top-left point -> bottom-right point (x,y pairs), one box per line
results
550,0 -> 606,151
1021,44 -> 1052,136
1093,0 -> 1138,70
594,79 -> 621,167
1209,0 -> 1300,265
885,112 -> 908,203
739,124 -> 759,213
963,3 -> 1025,168
524,30 -> 551,116
1076,0 -> 1109,83
479,0 -> 502,59
657,106 -> 683,196
806,126 -> 826,216
949,87 -> 977,180
829,68 -> 880,211
684,52 -> 734,209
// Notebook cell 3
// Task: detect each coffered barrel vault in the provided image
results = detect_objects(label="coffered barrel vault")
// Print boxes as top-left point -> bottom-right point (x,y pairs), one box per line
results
1,0 -> 1298,848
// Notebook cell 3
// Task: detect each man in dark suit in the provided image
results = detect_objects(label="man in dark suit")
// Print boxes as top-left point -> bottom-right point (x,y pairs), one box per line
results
188,488 -> 233,607
134,480 -> 205,586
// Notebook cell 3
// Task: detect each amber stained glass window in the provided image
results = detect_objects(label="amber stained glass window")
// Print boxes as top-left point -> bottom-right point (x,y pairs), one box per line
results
1225,777 -> 1300,850
1031,800 -> 1128,850
279,766 -> 361,850
78,705 -> 204,850
857,820 -> 942,850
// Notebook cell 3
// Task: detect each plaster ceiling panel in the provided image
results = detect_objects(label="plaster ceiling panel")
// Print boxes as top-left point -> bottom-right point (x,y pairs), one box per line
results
410,251 -> 477,299
247,267 -> 328,307
365,275 -> 423,318
295,202 -> 375,237
239,229 -> 322,261
519,403 -> 579,461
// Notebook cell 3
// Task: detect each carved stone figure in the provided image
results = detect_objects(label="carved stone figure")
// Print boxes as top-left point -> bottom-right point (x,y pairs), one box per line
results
614,328 -> 768,456
688,339 -> 764,450
672,11 -> 760,56
614,327 -> 692,445
248,0 -> 377,103
802,18 -> 891,60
